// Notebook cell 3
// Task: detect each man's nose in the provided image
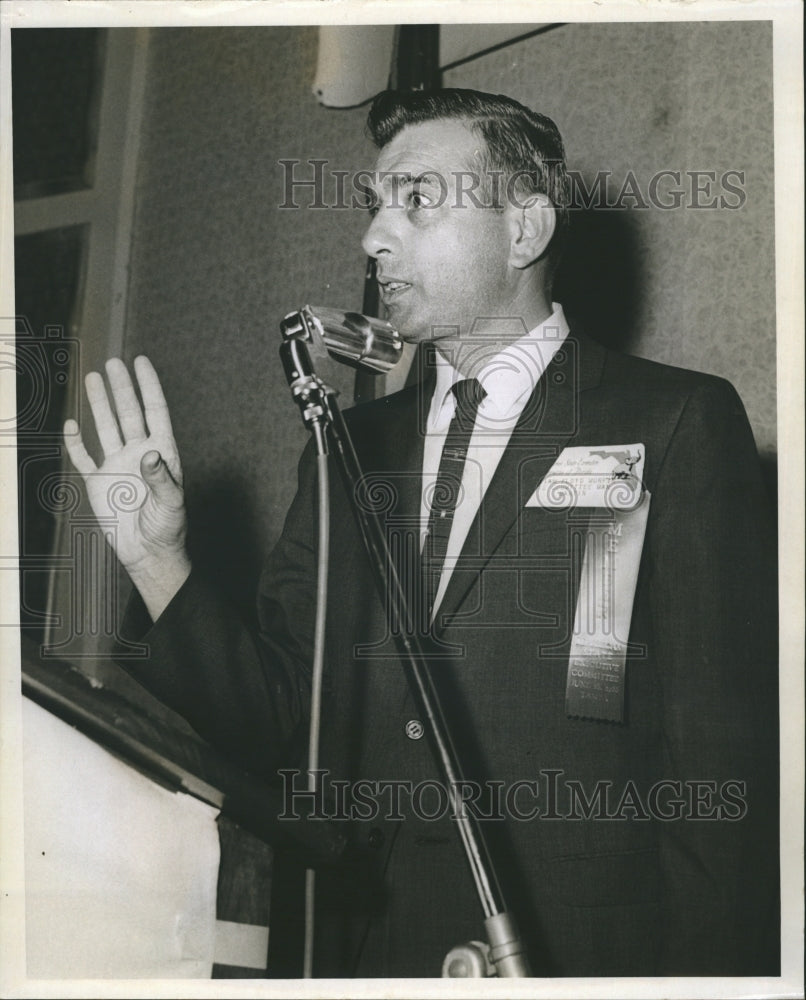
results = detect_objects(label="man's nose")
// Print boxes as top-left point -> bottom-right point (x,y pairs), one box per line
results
361,206 -> 399,258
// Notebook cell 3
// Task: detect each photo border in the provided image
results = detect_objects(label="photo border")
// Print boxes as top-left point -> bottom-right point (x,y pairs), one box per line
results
1,2 -> 802,998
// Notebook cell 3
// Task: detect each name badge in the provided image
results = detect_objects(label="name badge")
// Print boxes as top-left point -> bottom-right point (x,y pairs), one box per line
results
526,444 -> 645,510
524,444 -> 650,723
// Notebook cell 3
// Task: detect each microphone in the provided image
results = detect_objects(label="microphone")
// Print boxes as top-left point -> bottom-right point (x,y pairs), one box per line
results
288,305 -> 403,374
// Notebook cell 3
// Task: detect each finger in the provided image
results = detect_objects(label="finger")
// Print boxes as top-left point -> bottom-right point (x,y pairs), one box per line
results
140,450 -> 184,509
85,371 -> 123,455
134,356 -> 175,441
105,358 -> 147,443
63,419 -> 97,477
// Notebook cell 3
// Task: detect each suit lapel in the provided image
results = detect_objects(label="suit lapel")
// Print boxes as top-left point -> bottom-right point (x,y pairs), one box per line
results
435,331 -> 607,629
346,364 -> 434,641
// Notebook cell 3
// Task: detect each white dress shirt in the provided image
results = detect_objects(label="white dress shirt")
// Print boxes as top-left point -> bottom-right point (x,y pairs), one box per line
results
420,304 -> 570,617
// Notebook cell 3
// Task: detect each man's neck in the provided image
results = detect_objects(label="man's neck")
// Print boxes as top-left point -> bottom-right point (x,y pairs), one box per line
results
435,294 -> 555,379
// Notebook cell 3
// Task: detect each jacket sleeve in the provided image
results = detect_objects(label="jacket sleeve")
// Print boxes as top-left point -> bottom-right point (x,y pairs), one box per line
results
119,439 -> 320,781
647,377 -> 779,975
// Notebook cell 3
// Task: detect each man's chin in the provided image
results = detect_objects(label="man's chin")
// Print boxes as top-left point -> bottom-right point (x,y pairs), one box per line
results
399,327 -> 426,344
392,316 -> 443,345
385,305 -> 455,345
388,314 -> 427,344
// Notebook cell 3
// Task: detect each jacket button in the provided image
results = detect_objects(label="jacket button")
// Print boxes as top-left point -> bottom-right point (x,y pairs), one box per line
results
405,719 -> 424,740
368,827 -> 385,849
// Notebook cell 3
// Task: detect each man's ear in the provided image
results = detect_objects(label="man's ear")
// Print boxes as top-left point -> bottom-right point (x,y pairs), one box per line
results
507,193 -> 556,269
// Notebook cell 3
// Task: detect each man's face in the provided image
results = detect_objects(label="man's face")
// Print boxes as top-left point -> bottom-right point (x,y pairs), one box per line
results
361,119 -> 517,344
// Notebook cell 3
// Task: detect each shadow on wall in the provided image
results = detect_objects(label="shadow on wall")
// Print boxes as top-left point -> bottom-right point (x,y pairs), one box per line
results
554,206 -> 644,355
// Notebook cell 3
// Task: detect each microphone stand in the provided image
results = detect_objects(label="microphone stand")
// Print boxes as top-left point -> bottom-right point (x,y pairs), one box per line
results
279,311 -> 531,978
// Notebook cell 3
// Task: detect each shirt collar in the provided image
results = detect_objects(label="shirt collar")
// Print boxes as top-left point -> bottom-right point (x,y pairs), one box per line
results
432,303 -> 570,420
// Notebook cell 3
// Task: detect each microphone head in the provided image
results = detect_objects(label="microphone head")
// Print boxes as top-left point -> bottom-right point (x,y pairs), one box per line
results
300,305 -> 402,374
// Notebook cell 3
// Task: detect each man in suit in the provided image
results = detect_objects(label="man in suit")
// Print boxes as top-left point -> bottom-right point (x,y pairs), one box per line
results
64,89 -> 779,978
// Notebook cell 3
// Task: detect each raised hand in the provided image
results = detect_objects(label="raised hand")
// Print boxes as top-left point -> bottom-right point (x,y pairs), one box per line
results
64,356 -> 191,620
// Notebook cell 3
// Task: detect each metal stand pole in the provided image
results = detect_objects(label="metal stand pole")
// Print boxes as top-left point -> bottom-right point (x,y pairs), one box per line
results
280,313 -> 531,978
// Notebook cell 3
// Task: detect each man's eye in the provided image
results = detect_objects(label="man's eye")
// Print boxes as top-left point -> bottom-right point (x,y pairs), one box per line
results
367,203 -> 380,218
410,189 -> 433,209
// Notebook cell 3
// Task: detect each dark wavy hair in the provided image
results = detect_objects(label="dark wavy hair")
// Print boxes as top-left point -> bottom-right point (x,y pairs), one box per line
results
366,88 -> 570,255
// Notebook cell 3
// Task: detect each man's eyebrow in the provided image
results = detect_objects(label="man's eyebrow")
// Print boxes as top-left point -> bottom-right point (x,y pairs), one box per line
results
377,171 -> 440,187
357,172 -> 409,200
361,170 -> 444,210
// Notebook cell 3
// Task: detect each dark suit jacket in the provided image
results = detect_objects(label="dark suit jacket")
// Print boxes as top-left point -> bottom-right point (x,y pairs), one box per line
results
125,331 -> 779,978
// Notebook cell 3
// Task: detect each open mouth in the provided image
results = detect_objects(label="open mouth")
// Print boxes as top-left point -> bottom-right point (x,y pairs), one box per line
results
378,279 -> 412,303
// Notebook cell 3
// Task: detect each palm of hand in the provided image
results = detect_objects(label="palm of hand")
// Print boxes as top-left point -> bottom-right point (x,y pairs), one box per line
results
86,434 -> 185,568
64,357 -> 187,576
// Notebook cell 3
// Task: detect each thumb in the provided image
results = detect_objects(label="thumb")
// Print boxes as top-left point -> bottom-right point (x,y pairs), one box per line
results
140,450 -> 182,504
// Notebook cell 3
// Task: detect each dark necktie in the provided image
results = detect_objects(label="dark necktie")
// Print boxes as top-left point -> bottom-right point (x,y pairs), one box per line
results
422,378 -> 486,622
